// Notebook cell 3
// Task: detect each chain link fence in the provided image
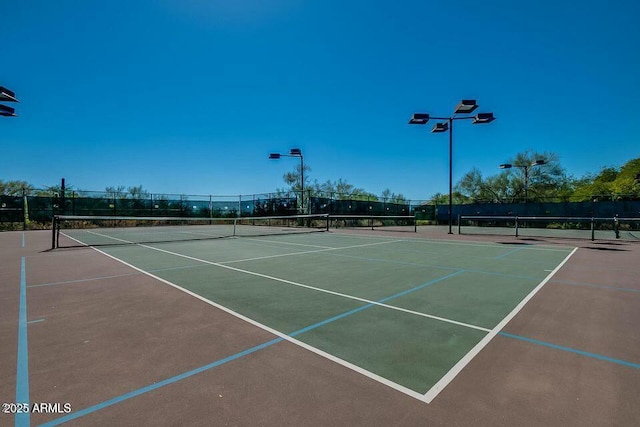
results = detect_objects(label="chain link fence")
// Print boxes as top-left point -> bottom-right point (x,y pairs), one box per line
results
3,188 -> 638,231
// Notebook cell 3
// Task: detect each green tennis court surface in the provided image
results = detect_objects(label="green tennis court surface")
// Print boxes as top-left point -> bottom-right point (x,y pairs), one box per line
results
65,231 -> 575,401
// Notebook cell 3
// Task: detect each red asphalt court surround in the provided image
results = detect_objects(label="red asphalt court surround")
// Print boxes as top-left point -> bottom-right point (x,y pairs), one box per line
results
1,229 -> 639,426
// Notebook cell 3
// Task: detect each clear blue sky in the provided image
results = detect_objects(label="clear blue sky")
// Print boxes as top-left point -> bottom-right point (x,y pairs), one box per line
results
3,0 -> 639,201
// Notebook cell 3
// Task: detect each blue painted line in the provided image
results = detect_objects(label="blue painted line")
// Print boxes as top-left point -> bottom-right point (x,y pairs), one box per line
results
495,247 -> 525,260
323,251 -> 538,281
16,257 -> 30,427
290,270 -> 464,338
27,318 -> 45,325
499,332 -> 640,369
378,270 -> 464,303
38,337 -> 284,427
289,305 -> 374,336
42,270 -> 465,425
553,279 -> 640,293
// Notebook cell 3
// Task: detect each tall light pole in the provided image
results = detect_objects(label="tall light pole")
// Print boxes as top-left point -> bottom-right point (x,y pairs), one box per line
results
269,148 -> 305,214
409,100 -> 495,234
499,159 -> 546,202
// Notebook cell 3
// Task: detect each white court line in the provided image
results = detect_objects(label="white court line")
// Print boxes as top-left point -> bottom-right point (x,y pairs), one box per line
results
234,235 -> 572,275
81,229 -> 407,265
82,231 -> 485,331
220,240 -> 405,264
245,237 -> 334,249
421,246 -> 579,403
328,231 -> 574,252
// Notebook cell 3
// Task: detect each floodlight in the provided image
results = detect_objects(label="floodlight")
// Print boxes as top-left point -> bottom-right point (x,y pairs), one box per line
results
499,164 -> 512,169
0,87 -> 18,103
431,122 -> 449,133
532,159 -> 546,166
454,100 -> 478,114
408,113 -> 430,125
268,153 -> 281,159
473,112 -> 495,124
0,104 -> 16,117
290,148 -> 302,156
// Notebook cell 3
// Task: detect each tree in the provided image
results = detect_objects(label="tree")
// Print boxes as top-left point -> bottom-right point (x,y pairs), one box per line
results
454,151 -> 569,203
127,185 -> 149,200
380,188 -> 407,204
280,166 -> 380,203
0,180 -> 34,196
430,193 -> 448,205
571,157 -> 640,201
456,168 -> 507,203
105,185 -> 127,199
282,163 -> 312,195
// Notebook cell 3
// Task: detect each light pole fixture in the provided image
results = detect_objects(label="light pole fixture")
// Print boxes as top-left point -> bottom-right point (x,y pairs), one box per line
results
0,86 -> 18,117
268,148 -> 305,214
409,100 -> 495,234
499,159 -> 546,201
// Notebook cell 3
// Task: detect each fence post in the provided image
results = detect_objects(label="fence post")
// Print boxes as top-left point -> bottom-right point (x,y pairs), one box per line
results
51,216 -> 56,249
22,188 -> 27,230
591,217 -> 595,241
515,216 -> 519,238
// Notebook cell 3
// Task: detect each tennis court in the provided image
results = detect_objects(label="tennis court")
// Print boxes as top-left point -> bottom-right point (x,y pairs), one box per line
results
2,221 -> 639,426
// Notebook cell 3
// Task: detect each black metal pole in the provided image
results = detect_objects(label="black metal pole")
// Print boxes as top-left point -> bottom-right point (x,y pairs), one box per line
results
448,118 -> 453,234
300,155 -> 304,215
61,178 -> 66,216
22,188 -> 27,231
524,166 -> 529,202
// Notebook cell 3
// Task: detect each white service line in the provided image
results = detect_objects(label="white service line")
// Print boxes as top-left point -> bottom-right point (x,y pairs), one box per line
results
244,237 -> 335,249
220,239 -> 406,264
75,230 -> 497,332
134,241 -> 488,331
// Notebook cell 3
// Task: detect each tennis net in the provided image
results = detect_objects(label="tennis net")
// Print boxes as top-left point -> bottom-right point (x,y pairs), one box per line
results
53,214 -> 330,248
328,215 -> 417,232
458,215 -> 640,241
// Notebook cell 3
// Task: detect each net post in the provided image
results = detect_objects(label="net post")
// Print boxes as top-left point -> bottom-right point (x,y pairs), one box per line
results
591,217 -> 595,241
414,215 -> 417,232
457,215 -> 461,234
56,216 -> 61,248
51,216 -> 57,249
326,214 -> 330,231
515,216 -> 519,237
